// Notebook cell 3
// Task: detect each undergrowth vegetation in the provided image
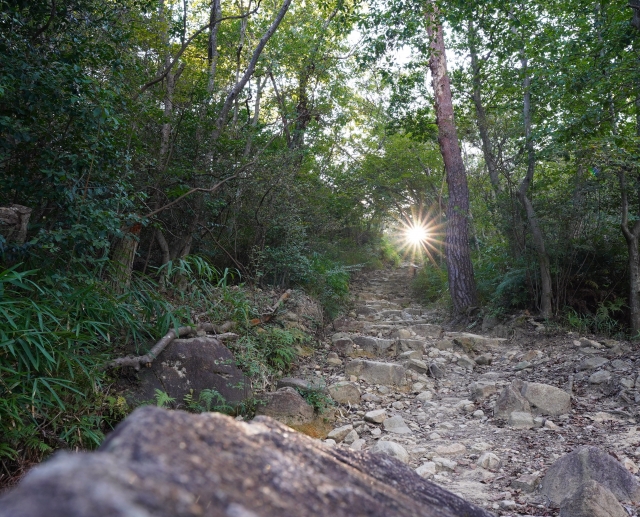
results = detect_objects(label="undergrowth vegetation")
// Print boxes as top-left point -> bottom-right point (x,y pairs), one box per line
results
0,251 -> 366,487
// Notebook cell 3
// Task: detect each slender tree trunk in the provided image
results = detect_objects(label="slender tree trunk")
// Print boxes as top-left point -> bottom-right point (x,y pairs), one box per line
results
511,13 -> 553,318
619,169 -> 640,334
426,7 -> 478,316
467,19 -> 500,192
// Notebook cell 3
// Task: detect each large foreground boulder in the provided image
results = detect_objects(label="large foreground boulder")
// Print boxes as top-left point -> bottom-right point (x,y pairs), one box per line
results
542,446 -> 640,507
127,337 -> 250,407
0,406 -> 494,517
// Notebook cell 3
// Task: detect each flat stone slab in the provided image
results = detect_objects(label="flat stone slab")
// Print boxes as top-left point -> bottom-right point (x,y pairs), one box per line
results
345,360 -> 406,386
352,336 -> 396,356
383,415 -> 412,434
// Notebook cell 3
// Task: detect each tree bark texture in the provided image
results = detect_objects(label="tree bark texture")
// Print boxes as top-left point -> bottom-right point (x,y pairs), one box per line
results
110,223 -> 142,292
619,170 -> 640,334
426,9 -> 478,315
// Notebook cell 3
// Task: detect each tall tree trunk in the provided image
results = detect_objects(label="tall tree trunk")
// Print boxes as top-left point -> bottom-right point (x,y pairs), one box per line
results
511,12 -> 553,319
619,169 -> 640,334
426,7 -> 478,316
467,19 -> 500,192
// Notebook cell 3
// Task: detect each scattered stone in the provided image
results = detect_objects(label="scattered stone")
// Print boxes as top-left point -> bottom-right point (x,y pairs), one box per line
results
383,415 -> 412,434
429,432 -> 442,440
457,356 -> 476,370
514,361 -> 532,370
350,439 -> 366,451
589,370 -> 612,384
433,457 -> 458,472
429,362 -> 446,379
405,358 -> 429,374
533,416 -> 545,428
541,446 -> 640,506
416,462 -> 437,478
512,473 -> 541,493
324,439 -> 337,446
277,377 -> 326,392
411,324 -> 443,339
343,430 -> 359,445
364,409 -> 387,424
469,381 -> 497,401
326,352 -> 343,366
345,360 -> 406,386
474,354 -> 492,365
255,387 -> 315,426
559,480 -> 627,517
361,393 -> 381,403
623,458 -> 639,474
416,391 -> 433,402
369,440 -> 410,464
327,424 -> 354,442
508,411 -> 534,429
397,339 -> 426,354
327,381 -> 361,405
577,356 -> 610,371
352,336 -> 396,356
499,500 -> 517,510
477,452 -> 501,471
545,420 -> 559,430
494,384 -> 531,419
473,410 -> 485,419
399,351 -> 422,361
520,382 -> 571,416
435,339 -> 454,350
435,443 -> 467,456
580,337 -> 604,349
370,428 -> 382,437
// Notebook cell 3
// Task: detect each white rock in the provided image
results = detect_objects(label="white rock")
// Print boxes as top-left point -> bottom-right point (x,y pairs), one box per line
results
369,441 -> 410,463
509,411 -> 534,429
434,443 -> 466,456
371,428 -> 381,437
364,409 -> 387,424
350,439 -> 366,451
327,424 -> 353,442
473,410 -> 485,419
416,462 -> 437,478
477,452 -> 501,471
324,439 -> 336,446
416,391 -> 433,402
544,420 -> 559,430
383,415 -> 412,434
433,457 -> 457,472
429,432 -> 442,440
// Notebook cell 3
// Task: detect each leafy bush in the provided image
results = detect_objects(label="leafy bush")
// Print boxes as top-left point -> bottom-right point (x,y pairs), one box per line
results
412,264 -> 449,305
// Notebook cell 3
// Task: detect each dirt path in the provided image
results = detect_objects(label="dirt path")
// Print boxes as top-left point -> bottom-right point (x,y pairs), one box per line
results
292,264 -> 640,515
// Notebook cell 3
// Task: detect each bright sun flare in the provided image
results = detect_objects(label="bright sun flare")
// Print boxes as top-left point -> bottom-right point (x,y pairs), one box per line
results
405,224 -> 428,245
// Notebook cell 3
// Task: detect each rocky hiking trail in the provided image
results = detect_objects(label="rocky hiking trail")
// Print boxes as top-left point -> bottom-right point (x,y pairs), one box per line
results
279,264 -> 640,516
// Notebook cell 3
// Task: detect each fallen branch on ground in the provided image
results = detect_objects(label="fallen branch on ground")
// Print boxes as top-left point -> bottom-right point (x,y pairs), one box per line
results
250,289 -> 292,326
108,322 -> 237,370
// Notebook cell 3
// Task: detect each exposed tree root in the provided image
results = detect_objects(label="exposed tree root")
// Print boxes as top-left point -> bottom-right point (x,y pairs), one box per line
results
108,321 -> 237,371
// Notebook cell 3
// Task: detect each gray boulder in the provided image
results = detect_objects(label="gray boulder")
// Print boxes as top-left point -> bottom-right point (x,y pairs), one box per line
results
520,382 -> 571,416
494,383 -> 530,419
0,407 -> 493,517
127,337 -> 249,407
345,360 -> 406,386
559,480 -> 628,517
328,381 -> 361,405
542,446 -> 640,507
255,387 -> 315,426
369,440 -> 410,464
